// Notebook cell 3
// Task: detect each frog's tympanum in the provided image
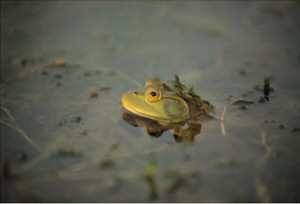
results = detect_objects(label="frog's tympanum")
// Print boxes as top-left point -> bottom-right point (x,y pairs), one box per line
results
122,74 -> 214,143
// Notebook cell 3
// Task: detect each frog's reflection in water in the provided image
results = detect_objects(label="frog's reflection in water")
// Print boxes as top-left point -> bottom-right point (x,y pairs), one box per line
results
122,111 -> 203,143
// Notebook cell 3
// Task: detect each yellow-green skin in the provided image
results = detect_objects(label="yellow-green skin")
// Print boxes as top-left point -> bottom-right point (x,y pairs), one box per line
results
122,78 -> 190,124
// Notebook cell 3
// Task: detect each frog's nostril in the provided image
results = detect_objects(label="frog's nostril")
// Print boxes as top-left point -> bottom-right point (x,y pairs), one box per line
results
134,91 -> 138,94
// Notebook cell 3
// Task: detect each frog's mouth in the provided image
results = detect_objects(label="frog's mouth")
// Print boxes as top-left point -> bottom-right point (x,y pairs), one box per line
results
121,91 -> 162,120
121,91 -> 188,123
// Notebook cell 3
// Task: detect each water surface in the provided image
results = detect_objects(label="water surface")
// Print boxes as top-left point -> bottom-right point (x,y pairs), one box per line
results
1,1 -> 300,202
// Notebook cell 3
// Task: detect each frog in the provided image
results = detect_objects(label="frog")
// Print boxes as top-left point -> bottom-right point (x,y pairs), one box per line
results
122,111 -> 202,143
121,74 -> 214,142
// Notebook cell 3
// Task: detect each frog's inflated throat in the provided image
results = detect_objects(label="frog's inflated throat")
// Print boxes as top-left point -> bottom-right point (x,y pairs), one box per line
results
122,75 -> 214,124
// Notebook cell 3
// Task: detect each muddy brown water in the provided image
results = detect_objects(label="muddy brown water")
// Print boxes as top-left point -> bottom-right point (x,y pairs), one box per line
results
1,1 -> 300,202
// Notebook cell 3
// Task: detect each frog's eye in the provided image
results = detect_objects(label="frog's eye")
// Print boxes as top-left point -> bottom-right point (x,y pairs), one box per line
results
146,88 -> 160,103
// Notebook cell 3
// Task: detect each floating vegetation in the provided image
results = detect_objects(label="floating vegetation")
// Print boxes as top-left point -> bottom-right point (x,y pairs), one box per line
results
89,91 -> 98,98
3,58 -> 68,84
100,158 -> 115,169
78,70 -> 102,79
165,74 -> 214,113
53,74 -> 63,79
240,105 -> 247,110
79,128 -> 88,136
109,70 -> 117,76
237,68 -> 247,76
143,154 -> 158,200
110,143 -> 118,150
55,82 -> 62,86
215,160 -> 237,169
264,78 -> 270,101
54,149 -> 83,157
264,119 -> 276,123
53,59 -> 67,67
258,96 -> 266,103
71,116 -> 82,123
143,154 -> 157,178
232,99 -> 254,106
99,86 -> 112,91
87,87 -> 112,99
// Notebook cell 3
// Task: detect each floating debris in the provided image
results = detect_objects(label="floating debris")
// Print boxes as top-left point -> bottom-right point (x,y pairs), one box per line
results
53,74 -> 63,79
264,78 -> 270,101
109,70 -> 117,76
99,86 -> 112,91
110,143 -> 118,150
79,128 -> 88,136
258,96 -> 266,103
54,59 -> 66,67
232,99 -> 254,105
55,149 -> 83,157
41,70 -> 48,75
240,105 -> 247,110
100,158 -> 115,169
55,82 -> 62,86
78,70 -> 102,79
85,70 -> 101,77
237,68 -> 247,76
264,119 -> 276,123
71,116 -> 82,123
89,91 -> 98,98
20,58 -> 27,66
215,160 -> 237,168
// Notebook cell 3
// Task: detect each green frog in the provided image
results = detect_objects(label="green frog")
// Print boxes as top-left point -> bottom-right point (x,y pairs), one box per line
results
121,74 -> 214,142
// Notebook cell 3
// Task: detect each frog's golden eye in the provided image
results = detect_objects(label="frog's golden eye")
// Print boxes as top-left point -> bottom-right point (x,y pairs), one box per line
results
146,88 -> 160,103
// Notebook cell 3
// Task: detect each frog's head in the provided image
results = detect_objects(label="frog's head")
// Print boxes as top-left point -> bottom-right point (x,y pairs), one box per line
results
122,78 -> 189,123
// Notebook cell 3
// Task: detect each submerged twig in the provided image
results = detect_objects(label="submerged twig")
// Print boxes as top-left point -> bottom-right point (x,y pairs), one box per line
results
220,103 -> 228,122
220,122 -> 226,136
220,103 -> 228,136
1,107 -> 42,152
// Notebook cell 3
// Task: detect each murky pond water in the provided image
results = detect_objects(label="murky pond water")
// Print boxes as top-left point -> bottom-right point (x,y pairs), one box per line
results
1,1 -> 300,202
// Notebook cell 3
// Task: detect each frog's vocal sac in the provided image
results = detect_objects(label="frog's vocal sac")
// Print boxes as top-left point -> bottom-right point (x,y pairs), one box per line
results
121,74 -> 214,126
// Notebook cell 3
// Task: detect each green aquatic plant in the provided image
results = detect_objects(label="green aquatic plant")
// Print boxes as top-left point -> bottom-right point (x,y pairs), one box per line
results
143,154 -> 158,200
264,78 -> 270,101
165,74 -> 214,113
